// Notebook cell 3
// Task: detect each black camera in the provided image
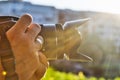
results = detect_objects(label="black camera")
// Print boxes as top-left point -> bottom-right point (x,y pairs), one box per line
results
0,16 -> 93,61
0,16 -> 92,61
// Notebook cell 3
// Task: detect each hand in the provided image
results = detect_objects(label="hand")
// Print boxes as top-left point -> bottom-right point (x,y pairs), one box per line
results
6,14 -> 48,80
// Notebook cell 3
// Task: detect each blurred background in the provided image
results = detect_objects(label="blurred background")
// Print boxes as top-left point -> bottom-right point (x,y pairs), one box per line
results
0,0 -> 120,79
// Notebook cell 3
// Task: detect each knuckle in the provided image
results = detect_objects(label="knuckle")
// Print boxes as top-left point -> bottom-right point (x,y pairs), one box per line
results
33,23 -> 41,30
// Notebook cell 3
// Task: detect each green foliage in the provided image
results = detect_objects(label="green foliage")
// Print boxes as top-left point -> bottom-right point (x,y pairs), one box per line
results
88,77 -> 97,80
98,77 -> 106,80
42,67 -> 120,80
114,77 -> 120,80
42,67 -> 79,80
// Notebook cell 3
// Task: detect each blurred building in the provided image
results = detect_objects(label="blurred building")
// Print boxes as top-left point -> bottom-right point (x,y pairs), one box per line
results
0,0 -> 58,24
90,14 -> 120,53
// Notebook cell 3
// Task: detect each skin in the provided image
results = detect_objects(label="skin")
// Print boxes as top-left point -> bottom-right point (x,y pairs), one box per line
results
5,14 -> 48,80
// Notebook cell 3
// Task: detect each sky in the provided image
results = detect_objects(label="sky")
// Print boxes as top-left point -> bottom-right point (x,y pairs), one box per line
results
24,0 -> 120,14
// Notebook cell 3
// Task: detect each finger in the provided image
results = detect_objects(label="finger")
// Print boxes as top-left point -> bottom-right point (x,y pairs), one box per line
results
27,23 -> 41,40
35,36 -> 44,50
35,64 -> 47,80
12,14 -> 32,33
38,52 -> 49,67
34,52 -> 48,79
30,52 -> 48,80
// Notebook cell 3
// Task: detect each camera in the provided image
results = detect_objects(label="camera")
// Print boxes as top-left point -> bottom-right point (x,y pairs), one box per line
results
0,16 -> 91,61
0,16 -> 91,79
